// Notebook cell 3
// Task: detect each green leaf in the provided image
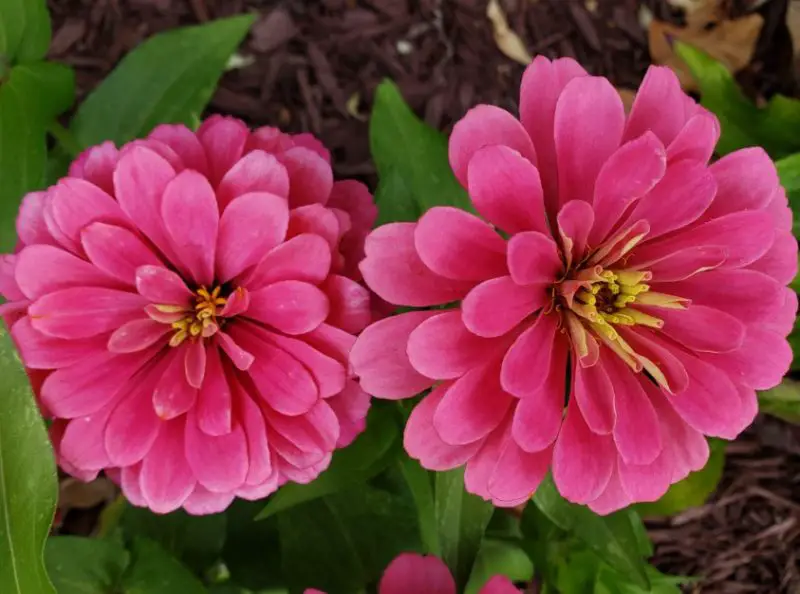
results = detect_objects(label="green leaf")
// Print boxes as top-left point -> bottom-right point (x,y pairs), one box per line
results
279,486 -> 422,594
759,379 -> 800,424
45,536 -> 129,594
0,0 -> 51,65
435,468 -> 494,591
675,42 -> 800,159
398,456 -> 440,556
595,565 -> 688,594
465,539 -> 533,594
221,501 -> 284,591
0,62 -> 75,251
257,405 -> 400,520
0,327 -> 57,594
369,79 -> 470,223
121,506 -> 227,575
71,14 -> 255,147
533,476 -> 650,589
776,153 -> 800,236
637,439 -> 725,517
121,537 -> 207,594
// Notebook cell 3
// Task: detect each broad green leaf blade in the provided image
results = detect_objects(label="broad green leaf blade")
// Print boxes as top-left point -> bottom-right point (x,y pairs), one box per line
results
465,539 -> 533,594
121,506 -> 226,575
45,536 -> 129,594
0,62 -> 75,251
121,537 -> 207,594
370,79 -> 471,223
637,439 -> 725,517
256,404 -> 399,520
0,0 -> 51,64
759,379 -> 800,424
398,456 -> 440,556
435,469 -> 494,590
71,14 -> 255,147
222,501 -> 284,591
533,476 -> 650,589
776,152 -> 800,236
279,486 -> 422,594
0,327 -> 57,594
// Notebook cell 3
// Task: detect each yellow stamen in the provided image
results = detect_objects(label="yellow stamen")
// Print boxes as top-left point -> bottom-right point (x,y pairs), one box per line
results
624,309 -> 664,329
614,269 -> 652,286
634,291 -> 688,309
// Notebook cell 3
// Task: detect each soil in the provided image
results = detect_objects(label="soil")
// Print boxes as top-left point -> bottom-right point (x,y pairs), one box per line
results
45,0 -> 800,591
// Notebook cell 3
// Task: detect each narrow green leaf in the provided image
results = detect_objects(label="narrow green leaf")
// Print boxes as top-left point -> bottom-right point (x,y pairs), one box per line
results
533,476 -> 650,589
0,62 -> 75,251
637,440 -> 725,517
369,79 -> 470,223
0,0 -> 51,65
465,539 -> 533,594
71,14 -> 255,147
759,379 -> 800,424
121,537 -> 207,594
435,468 -> 494,590
121,506 -> 227,575
45,536 -> 129,594
0,327 -> 57,594
398,456 -> 440,556
256,404 -> 399,520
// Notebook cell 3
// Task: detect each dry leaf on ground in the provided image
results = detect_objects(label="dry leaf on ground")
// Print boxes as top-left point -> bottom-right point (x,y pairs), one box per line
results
486,0 -> 532,65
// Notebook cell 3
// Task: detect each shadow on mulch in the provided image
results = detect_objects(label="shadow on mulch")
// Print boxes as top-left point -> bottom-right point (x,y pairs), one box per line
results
45,0 -> 800,591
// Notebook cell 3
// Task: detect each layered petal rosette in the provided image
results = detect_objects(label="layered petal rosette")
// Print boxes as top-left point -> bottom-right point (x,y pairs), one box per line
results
352,58 -> 797,513
0,116 -> 377,514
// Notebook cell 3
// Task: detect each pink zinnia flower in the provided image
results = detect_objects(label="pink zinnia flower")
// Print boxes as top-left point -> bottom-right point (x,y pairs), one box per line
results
305,553 -> 518,594
351,59 -> 797,513
0,116 -> 377,515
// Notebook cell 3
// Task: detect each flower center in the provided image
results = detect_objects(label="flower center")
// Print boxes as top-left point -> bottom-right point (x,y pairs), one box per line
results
169,286 -> 227,347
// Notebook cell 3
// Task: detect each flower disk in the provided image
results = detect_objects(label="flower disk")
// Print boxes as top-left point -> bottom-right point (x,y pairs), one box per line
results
0,116 -> 377,515
352,59 -> 798,513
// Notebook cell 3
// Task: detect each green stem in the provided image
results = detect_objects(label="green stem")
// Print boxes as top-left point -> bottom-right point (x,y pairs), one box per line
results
47,120 -> 83,158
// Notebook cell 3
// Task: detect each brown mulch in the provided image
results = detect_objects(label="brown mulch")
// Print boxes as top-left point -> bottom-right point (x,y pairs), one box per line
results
44,0 -> 800,592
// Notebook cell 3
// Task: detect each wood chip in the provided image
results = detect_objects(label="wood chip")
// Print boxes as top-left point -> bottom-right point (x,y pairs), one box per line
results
486,0 -> 532,65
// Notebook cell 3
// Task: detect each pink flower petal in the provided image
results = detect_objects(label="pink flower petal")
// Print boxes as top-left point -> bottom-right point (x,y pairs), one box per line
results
11,316 -> 107,369
16,191 -> 56,248
216,191 -> 289,282
619,327 -> 690,395
105,368 -> 164,466
29,287 -> 148,339
302,322 -> 355,365
216,330 -> 255,371
183,486 -> 235,516
321,275 -> 371,334
244,233 -> 332,289
464,423 -> 516,505
637,246 -> 726,282
466,145 -> 548,235
135,265 -> 193,306
507,231 -> 562,286
573,356 -> 615,435
647,385 -> 709,479
185,410 -> 248,493
120,464 -> 146,507
81,223 -> 162,286
238,390 -> 274,486
623,66 -> 689,146
327,380 -> 371,447
217,150 -> 290,209
434,358 -> 513,445
555,76 -> 625,207
520,56 -> 588,206
153,348 -> 198,419
185,340 -> 207,389
657,305 -> 745,353
404,383 -> 484,470
247,280 -> 329,335
586,465 -> 631,515
197,115 -> 249,186
148,124 -> 209,174
327,180 -> 377,234
267,400 -> 339,462
407,310 -> 506,380
196,346 -> 232,436
113,145 -> 181,264
748,231 -> 798,285
552,399 -> 615,504
618,450 -> 674,505
462,276 -> 548,338
707,326 -> 793,391
765,187 -> 793,233
379,554 -> 456,594
59,404 -> 114,471
15,244 -> 122,299
488,437 -> 551,504
108,318 -> 171,353
161,170 -> 219,287
350,310 -> 438,399
449,105 -> 537,187
500,313 -> 559,397
68,142 -> 119,195
557,200 -> 594,266
49,178 -> 127,247
360,223 -> 474,307
281,147 -> 334,207
287,204 -> 340,250
41,348 -> 156,418
590,132 -> 666,244
414,207 -> 507,281
140,420 -> 196,514
706,147 -> 779,218
666,112 -> 720,164
511,337 -> 568,452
